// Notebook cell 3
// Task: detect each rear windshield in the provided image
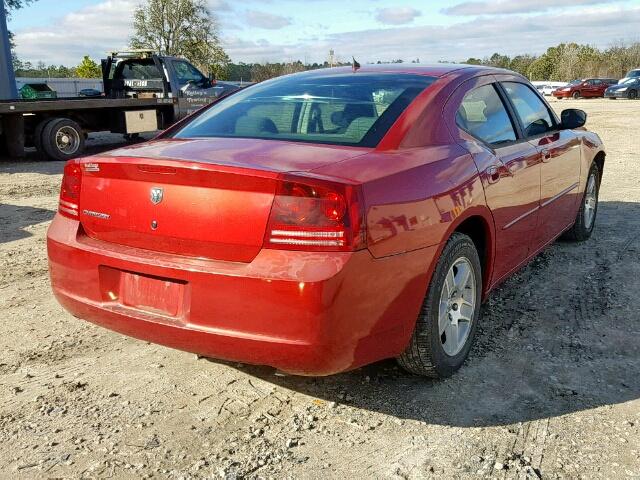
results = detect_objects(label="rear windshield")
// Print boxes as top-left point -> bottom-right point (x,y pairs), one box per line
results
114,59 -> 162,80
172,73 -> 435,147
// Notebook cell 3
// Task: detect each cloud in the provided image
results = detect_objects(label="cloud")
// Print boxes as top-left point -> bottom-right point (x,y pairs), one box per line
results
208,0 -> 232,12
224,5 -> 640,64
375,7 -> 421,25
13,0 -> 136,65
443,0 -> 618,16
10,1 -> 640,67
245,10 -> 291,29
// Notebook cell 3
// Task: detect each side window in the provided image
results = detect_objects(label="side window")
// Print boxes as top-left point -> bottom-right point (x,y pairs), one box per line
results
456,84 -> 517,145
501,82 -> 554,137
173,61 -> 207,87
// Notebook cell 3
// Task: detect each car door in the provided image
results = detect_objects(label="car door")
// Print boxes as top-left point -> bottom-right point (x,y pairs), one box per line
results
452,80 -> 542,283
171,59 -> 219,119
499,80 -> 582,251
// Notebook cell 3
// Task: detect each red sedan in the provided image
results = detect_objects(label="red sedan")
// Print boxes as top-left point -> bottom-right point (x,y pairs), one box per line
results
553,78 -> 618,99
47,65 -> 605,377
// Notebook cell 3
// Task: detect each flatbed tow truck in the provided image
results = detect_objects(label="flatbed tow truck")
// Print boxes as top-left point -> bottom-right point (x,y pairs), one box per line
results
0,50 -> 239,160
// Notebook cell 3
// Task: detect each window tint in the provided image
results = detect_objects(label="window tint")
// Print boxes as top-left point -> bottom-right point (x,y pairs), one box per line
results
173,73 -> 434,147
173,60 -> 207,87
115,59 -> 162,80
502,82 -> 554,137
456,84 -> 516,145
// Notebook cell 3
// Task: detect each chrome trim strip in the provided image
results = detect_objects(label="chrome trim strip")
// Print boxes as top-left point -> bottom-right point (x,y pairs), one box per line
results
540,182 -> 579,208
503,206 -> 540,230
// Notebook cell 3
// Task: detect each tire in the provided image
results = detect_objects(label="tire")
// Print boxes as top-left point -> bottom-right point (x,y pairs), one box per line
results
398,233 -> 482,378
41,118 -> 85,161
0,133 -> 7,158
33,118 -> 52,159
572,91 -> 581,99
562,162 -> 600,242
628,90 -> 638,100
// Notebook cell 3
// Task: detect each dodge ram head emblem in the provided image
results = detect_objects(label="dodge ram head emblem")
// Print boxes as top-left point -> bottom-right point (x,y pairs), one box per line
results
150,187 -> 164,205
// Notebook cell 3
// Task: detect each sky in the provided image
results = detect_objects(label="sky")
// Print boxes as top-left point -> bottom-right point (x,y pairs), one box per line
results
7,0 -> 640,66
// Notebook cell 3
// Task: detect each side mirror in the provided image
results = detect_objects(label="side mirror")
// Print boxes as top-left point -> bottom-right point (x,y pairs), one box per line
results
208,72 -> 216,85
561,109 -> 587,129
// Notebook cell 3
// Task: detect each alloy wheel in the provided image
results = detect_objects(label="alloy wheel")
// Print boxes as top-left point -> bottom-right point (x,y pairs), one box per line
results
438,257 -> 477,356
584,172 -> 598,229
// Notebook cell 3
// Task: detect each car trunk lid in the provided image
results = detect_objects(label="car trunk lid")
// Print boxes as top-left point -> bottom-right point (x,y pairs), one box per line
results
78,139 -> 369,263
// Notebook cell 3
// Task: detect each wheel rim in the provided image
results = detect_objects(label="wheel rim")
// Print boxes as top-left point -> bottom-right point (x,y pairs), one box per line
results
584,173 -> 598,229
438,257 -> 477,356
55,126 -> 80,155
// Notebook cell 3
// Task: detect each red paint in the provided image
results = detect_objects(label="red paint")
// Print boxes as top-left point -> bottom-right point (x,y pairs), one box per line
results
552,78 -> 618,99
47,65 -> 605,375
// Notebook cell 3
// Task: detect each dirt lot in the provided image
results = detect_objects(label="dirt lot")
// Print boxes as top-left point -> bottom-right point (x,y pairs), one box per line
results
1,98 -> 639,479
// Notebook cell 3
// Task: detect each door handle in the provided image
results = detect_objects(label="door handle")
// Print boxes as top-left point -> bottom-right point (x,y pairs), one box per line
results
541,148 -> 551,162
486,165 -> 501,184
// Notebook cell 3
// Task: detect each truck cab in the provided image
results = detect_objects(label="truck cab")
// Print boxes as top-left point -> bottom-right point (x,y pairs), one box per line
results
103,50 -> 238,121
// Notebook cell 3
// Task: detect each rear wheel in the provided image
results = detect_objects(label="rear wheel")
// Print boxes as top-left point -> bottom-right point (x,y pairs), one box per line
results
562,163 -> 600,242
398,233 -> 482,378
572,91 -> 581,99
0,133 -> 7,157
33,118 -> 51,159
41,118 -> 85,161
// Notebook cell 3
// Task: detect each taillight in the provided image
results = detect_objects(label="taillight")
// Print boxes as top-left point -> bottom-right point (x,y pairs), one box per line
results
58,160 -> 82,219
265,175 -> 366,251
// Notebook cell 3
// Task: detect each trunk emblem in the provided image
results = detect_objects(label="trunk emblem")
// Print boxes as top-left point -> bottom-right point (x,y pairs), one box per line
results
150,187 -> 164,205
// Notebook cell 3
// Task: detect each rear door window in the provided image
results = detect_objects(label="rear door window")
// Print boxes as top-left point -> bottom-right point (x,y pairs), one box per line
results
501,82 -> 555,137
456,84 -> 517,146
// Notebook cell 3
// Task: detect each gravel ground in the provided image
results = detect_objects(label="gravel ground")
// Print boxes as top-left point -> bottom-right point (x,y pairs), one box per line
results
0,99 -> 639,479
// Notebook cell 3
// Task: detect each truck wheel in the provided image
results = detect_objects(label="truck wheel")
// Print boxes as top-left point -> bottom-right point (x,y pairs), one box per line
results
572,91 -> 581,99
0,134 -> 7,157
41,118 -> 85,161
562,163 -> 600,242
398,233 -> 482,378
33,118 -> 52,159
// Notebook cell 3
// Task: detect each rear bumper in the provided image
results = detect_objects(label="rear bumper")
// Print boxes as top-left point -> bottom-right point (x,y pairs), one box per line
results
47,214 -> 437,375
604,91 -> 626,98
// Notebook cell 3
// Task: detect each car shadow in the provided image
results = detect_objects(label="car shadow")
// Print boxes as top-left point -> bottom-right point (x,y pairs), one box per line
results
207,201 -> 640,428
0,203 -> 56,243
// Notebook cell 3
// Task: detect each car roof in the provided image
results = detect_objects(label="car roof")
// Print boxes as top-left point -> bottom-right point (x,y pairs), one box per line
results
293,63 -> 515,78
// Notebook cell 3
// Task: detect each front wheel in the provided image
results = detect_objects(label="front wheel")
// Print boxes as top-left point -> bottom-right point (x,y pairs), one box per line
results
562,163 -> 600,241
398,233 -> 482,378
628,90 -> 638,100
572,91 -> 581,99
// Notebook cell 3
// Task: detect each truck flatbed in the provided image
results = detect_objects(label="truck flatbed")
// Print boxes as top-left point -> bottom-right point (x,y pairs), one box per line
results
0,96 -> 175,114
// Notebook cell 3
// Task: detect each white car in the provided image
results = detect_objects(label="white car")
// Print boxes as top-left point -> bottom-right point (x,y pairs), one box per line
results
534,83 -> 567,96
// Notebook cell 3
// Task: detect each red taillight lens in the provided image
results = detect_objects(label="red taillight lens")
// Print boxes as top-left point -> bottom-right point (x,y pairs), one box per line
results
265,175 -> 365,251
58,160 -> 82,219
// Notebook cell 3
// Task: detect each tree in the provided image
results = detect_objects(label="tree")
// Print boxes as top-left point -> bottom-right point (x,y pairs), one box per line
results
130,0 -> 228,75
76,55 -> 101,78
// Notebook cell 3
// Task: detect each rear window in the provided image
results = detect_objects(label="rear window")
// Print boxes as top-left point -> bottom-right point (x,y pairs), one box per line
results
114,59 -> 162,80
172,73 -> 435,147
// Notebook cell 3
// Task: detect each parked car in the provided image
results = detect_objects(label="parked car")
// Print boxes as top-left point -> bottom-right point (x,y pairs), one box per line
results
618,68 -> 640,84
47,65 -> 605,378
535,83 -> 566,96
605,78 -> 640,99
553,78 -> 618,99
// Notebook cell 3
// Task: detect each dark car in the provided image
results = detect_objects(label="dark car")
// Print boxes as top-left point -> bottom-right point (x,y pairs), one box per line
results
605,78 -> 640,99
553,78 -> 618,99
